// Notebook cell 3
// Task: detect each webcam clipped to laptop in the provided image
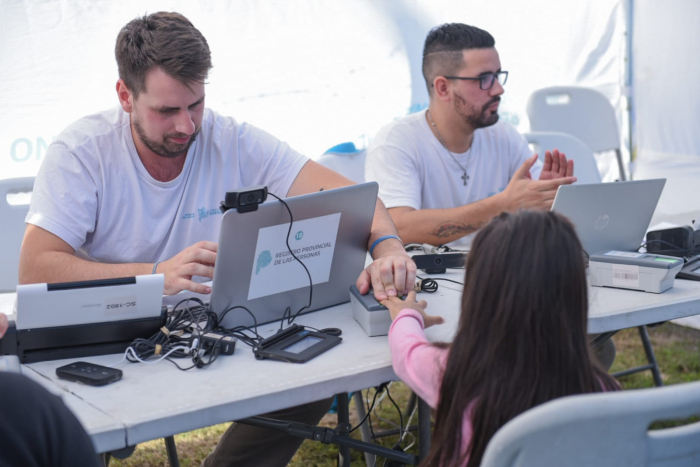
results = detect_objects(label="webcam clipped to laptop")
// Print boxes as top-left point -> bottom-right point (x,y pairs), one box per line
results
551,179 -> 666,255
210,182 -> 378,329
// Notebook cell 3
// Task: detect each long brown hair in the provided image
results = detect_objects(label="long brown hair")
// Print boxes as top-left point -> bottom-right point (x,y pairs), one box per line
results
423,210 -> 618,467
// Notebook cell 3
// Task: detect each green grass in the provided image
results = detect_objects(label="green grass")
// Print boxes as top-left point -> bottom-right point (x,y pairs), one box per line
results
110,322 -> 700,467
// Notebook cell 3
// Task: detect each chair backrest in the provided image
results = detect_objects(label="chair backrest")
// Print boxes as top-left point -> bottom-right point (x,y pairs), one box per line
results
316,142 -> 367,184
524,131 -> 602,184
527,86 -> 619,153
0,177 -> 34,292
481,380 -> 700,467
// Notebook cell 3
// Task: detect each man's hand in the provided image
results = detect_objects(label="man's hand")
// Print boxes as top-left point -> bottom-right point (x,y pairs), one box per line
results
499,154 -> 577,211
158,241 -> 218,295
0,313 -> 8,339
356,252 -> 417,302
538,149 -> 574,181
382,291 -> 444,328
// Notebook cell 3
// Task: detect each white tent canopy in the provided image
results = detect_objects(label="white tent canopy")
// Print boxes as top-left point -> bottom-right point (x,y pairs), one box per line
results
1,0 -> 697,223
632,0 -> 700,225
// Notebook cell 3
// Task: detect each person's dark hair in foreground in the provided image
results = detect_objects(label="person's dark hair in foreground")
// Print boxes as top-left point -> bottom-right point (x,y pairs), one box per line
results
426,210 -> 618,467
0,372 -> 99,467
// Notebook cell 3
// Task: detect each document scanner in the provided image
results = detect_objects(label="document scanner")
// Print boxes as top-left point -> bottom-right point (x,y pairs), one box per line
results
0,275 -> 166,363
589,251 -> 684,293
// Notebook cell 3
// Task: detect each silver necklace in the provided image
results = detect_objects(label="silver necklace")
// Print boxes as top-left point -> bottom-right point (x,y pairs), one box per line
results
427,109 -> 470,186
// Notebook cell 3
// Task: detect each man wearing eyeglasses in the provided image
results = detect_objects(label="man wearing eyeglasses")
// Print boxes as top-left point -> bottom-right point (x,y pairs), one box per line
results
366,23 -> 576,248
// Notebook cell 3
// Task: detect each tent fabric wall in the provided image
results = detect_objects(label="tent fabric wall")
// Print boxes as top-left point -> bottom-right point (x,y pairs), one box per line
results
632,0 -> 700,225
1,0 -> 625,181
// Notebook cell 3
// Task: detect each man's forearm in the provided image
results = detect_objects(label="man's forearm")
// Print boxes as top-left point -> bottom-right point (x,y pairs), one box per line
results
368,198 -> 406,258
19,250 -> 153,285
391,194 -> 506,245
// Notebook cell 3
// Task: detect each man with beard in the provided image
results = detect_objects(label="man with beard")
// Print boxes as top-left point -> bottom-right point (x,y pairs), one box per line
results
366,23 -> 577,248
18,12 -> 416,467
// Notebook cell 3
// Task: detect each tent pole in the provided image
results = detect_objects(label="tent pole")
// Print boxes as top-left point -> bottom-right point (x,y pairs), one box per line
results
623,0 -> 635,179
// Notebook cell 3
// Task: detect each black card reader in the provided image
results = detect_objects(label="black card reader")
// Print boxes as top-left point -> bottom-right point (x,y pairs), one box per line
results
252,324 -> 342,363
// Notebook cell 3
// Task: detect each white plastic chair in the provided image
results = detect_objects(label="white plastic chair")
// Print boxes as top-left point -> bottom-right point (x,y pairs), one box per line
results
0,177 -> 34,292
525,131 -> 602,184
316,142 -> 366,183
527,86 -> 626,180
481,380 -> 700,467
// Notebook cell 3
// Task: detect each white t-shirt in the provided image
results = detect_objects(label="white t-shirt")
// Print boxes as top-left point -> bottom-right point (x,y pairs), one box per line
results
365,109 -> 541,247
27,107 -> 309,264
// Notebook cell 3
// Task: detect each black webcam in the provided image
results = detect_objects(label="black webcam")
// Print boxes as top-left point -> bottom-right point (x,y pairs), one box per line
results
412,253 -> 466,274
220,186 -> 268,214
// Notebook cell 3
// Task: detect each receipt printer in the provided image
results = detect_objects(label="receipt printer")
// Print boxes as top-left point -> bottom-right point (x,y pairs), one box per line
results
349,285 -> 392,337
589,251 -> 684,293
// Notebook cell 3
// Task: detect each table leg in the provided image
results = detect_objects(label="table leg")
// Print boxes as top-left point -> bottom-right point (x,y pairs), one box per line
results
336,393 -> 351,467
418,397 -> 431,460
589,331 -> 618,347
164,436 -> 180,467
638,325 -> 664,387
353,391 -> 377,467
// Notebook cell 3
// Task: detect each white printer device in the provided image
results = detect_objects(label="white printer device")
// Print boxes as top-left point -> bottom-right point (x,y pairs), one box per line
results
589,251 -> 684,293
0,275 -> 166,363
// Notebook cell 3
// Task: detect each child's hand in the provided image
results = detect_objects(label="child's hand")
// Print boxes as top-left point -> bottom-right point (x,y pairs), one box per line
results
382,291 -> 445,328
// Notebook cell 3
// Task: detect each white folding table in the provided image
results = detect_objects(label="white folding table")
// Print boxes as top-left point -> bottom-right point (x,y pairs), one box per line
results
3,274 -> 700,464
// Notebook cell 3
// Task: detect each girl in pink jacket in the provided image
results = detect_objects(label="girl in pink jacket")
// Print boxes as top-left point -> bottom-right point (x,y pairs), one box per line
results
384,210 -> 618,467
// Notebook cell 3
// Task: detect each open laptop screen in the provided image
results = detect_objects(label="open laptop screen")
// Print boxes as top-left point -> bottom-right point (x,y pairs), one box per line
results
210,182 -> 378,329
551,179 -> 665,256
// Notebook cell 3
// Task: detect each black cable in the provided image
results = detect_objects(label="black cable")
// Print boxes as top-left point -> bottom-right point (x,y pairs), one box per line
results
367,388 -> 378,451
216,305 -> 263,347
639,239 -> 687,251
416,275 -> 464,293
350,385 -> 383,434
125,297 -> 227,371
437,244 -> 469,253
267,192 -> 314,328
385,386 -> 404,450
638,239 -> 697,259
418,278 -> 438,293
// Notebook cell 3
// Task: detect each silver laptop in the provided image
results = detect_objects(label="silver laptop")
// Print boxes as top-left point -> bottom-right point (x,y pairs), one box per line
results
551,179 -> 666,255
210,182 -> 378,329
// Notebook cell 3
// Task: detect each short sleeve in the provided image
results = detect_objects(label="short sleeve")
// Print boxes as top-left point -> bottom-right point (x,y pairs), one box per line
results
236,123 -> 309,197
26,142 -> 100,251
365,126 -> 422,210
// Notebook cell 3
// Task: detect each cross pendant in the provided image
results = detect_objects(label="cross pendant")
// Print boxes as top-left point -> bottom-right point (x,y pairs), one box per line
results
462,172 -> 469,186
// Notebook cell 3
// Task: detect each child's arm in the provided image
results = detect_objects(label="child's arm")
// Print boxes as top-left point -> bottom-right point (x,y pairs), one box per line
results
388,309 -> 449,409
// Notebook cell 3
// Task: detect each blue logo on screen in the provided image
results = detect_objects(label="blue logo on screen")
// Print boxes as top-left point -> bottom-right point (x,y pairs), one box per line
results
295,231 -> 304,241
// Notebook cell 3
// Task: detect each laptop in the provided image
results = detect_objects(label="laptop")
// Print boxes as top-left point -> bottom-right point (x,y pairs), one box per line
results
210,182 -> 378,329
551,179 -> 666,255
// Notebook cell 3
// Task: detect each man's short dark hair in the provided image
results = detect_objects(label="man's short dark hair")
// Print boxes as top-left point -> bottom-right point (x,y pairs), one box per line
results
115,12 -> 212,97
422,23 -> 495,94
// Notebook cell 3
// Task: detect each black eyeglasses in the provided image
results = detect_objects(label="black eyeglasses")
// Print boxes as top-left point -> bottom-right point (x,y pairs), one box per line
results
442,71 -> 508,90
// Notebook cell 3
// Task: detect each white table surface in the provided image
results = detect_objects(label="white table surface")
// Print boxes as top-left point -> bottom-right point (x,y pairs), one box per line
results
5,272 -> 700,451
16,288 -> 461,450
11,361 -> 128,453
422,270 -> 700,334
